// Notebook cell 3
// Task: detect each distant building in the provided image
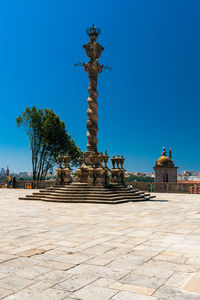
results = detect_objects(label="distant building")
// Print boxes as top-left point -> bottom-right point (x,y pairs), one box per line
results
17,171 -> 28,178
0,168 -> 5,176
178,171 -> 200,182
154,147 -> 178,182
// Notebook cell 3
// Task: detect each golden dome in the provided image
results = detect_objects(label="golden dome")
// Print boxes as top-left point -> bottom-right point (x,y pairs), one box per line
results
157,155 -> 172,166
155,147 -> 174,167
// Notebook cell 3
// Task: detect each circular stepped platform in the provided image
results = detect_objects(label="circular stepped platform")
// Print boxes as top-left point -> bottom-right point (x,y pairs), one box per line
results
19,183 -> 155,204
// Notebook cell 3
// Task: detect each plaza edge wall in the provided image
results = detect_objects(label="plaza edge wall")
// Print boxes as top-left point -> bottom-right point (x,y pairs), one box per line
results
127,181 -> 200,193
1,180 -> 200,193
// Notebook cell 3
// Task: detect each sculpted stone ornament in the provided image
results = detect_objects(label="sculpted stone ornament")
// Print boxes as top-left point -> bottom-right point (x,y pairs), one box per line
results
56,154 -> 63,184
103,151 -> 109,186
116,155 -> 120,169
95,152 -> 106,185
63,154 -> 72,184
110,155 -> 125,185
56,153 -> 72,185
78,157 -> 84,168
111,156 -> 116,169
103,150 -> 109,168
76,156 -> 85,181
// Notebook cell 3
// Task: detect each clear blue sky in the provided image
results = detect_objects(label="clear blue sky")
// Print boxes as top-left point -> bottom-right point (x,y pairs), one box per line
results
0,0 -> 200,173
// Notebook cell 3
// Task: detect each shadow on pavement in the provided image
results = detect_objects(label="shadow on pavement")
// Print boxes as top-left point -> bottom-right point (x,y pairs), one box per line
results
148,199 -> 168,202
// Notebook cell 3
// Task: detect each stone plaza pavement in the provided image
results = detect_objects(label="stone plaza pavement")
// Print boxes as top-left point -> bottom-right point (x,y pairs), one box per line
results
0,190 -> 200,300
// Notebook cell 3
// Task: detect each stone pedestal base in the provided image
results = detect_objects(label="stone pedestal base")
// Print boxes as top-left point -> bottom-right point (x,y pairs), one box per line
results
56,151 -> 125,187
77,167 -> 90,184
56,168 -> 72,185
63,168 -> 72,185
56,168 -> 63,185
77,166 -> 108,186
110,169 -> 125,185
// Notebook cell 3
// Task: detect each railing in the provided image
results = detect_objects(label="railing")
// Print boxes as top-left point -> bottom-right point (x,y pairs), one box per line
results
0,181 -> 6,188
127,181 -> 200,194
1,179 -> 200,194
0,180 -> 55,189
24,182 -> 33,189
189,185 -> 200,194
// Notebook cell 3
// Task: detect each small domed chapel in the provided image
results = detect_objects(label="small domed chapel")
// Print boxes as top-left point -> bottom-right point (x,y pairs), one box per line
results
154,147 -> 178,182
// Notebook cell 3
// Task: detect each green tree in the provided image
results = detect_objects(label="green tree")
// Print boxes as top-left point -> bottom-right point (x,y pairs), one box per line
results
16,106 -> 82,181
125,174 -> 154,183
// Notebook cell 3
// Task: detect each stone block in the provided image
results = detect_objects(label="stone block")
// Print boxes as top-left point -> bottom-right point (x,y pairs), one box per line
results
70,284 -> 118,300
183,272 -> 200,294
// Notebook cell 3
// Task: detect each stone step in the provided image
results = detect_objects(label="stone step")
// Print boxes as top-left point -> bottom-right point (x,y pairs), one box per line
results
22,189 -> 146,197
23,193 -> 147,202
42,188 -> 141,195
39,188 -> 139,193
42,198 -> 148,204
45,184 -> 137,190
32,189 -> 145,196
19,183 -> 154,204
19,196 -> 148,204
34,191 -> 143,198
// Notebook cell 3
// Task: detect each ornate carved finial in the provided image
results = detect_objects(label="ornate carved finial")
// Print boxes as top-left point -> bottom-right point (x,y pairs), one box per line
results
98,152 -> 104,168
120,155 -> 125,169
6,166 -> 9,177
111,156 -> 116,169
86,24 -> 101,39
83,29 -> 104,61
103,150 -> 109,168
57,153 -> 63,168
162,147 -> 166,156
116,155 -> 120,169
64,153 -> 71,169
169,148 -> 172,159
78,157 -> 84,168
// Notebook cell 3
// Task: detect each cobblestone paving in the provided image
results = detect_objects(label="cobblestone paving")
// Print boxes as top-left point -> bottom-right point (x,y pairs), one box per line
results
0,189 -> 200,299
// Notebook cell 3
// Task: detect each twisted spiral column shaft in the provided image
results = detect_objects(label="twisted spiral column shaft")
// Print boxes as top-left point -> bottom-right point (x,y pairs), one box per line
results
87,74 -> 98,153
82,29 -> 104,156
84,60 -> 102,154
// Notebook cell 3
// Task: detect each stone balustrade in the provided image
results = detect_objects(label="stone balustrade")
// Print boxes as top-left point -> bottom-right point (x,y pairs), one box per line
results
1,180 -> 200,194
127,181 -> 200,194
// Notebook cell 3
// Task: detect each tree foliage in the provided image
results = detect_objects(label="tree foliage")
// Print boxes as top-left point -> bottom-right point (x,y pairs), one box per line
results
16,106 -> 82,181
125,174 -> 154,183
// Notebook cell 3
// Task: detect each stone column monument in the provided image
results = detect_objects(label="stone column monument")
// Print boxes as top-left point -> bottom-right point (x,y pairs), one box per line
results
20,25 -> 155,203
83,25 -> 104,155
